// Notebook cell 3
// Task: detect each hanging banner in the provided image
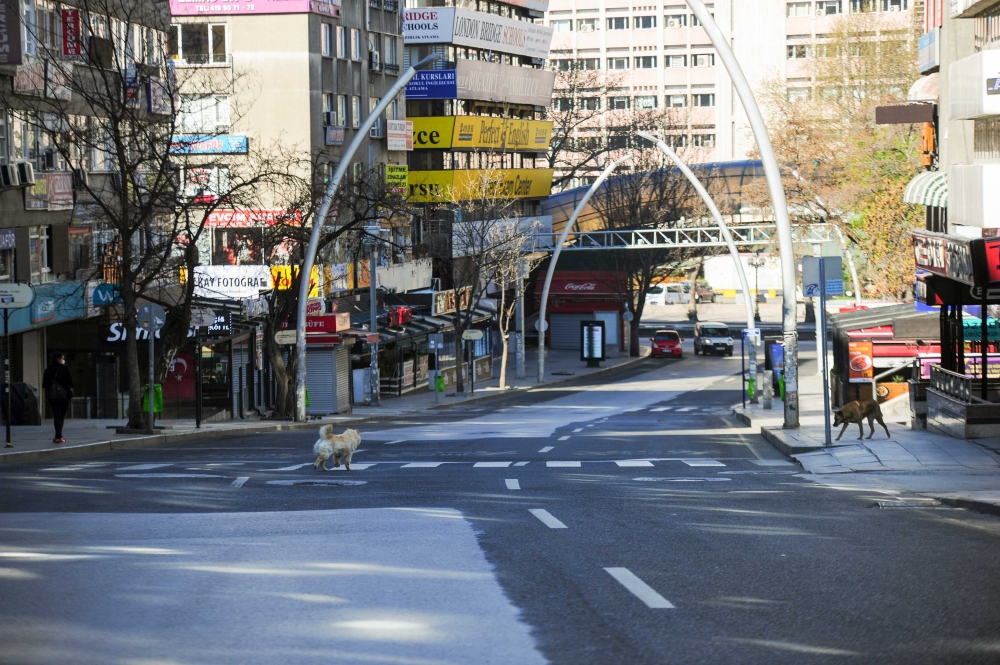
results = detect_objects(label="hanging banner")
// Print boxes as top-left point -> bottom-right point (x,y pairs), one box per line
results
0,0 -> 22,66
62,9 -> 81,57
271,265 -> 320,297
403,7 -> 552,59
407,168 -> 553,203
169,0 -> 340,18
455,60 -> 555,107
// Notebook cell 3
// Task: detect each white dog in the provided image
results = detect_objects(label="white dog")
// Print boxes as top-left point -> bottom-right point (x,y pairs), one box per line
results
313,425 -> 361,471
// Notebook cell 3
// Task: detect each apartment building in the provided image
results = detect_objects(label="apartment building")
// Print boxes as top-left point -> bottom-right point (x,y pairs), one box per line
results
544,0 -> 915,186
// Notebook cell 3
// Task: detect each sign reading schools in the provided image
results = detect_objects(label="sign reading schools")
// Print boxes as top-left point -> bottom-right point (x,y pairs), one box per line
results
407,169 -> 554,203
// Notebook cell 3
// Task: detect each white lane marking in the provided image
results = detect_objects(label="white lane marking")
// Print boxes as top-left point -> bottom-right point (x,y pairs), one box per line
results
586,424 -> 594,428
332,464 -> 376,470
633,477 -> 732,482
116,473 -> 224,478
271,463 -> 314,471
724,377 -> 737,383
615,460 -> 654,467
558,436 -> 570,441
529,509 -> 567,529
474,462 -> 512,468
572,428 -> 583,433
546,461 -> 581,468
677,407 -> 695,412
604,567 -> 675,609
538,446 -> 554,453
401,462 -> 444,468
650,407 -> 673,412
231,477 -> 249,488
514,461 -> 530,467
683,460 -> 726,467
118,463 -> 172,471
385,439 -> 406,445
505,479 -> 520,490
750,460 -> 796,467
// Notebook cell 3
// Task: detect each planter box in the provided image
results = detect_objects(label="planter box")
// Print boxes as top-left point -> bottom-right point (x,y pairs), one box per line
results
927,388 -> 1000,439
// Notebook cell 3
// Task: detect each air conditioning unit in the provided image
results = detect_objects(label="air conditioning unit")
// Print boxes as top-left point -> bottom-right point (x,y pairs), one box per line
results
17,162 -> 35,187
0,165 -> 16,188
324,111 -> 337,126
369,51 -> 382,71
72,168 -> 89,190
666,18 -> 681,28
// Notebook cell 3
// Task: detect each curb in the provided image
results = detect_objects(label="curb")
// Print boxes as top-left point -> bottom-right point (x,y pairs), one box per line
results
930,495 -> 1000,518
759,426 -> 826,457
0,353 -> 651,466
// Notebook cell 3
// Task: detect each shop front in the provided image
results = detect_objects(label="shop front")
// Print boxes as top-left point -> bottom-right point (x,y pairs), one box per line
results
534,271 -> 625,353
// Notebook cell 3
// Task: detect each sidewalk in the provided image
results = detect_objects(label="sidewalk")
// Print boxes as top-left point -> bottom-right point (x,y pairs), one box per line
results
0,346 -> 648,466
734,349 -> 1000,517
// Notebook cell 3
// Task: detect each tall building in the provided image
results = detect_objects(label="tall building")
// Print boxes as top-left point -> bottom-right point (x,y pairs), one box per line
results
544,0 -> 916,188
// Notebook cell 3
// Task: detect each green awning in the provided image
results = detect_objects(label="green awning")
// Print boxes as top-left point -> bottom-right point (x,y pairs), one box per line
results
903,170 -> 947,207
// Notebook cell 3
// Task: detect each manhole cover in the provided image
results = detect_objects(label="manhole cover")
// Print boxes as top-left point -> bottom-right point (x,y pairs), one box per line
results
266,479 -> 368,486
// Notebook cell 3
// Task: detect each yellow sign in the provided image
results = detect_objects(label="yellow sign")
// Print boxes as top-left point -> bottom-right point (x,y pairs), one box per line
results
407,169 -> 554,203
270,265 -> 320,297
411,117 -> 553,151
386,165 -> 408,194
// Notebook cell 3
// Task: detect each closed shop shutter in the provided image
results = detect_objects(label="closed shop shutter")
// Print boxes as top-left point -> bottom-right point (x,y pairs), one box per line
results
22,330 -> 41,392
306,347 -> 337,415
550,313 -> 590,350
335,347 -> 351,414
231,341 -> 249,416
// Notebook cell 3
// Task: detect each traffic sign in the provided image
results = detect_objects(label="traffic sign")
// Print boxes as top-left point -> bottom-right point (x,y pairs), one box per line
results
462,329 -> 484,341
428,333 -> 445,350
623,310 -> 634,323
0,283 -> 33,308
742,328 -> 761,338
274,330 -> 298,345
534,320 -> 548,332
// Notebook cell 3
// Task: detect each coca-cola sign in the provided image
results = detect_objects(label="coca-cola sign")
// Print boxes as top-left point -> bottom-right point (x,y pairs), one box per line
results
563,282 -> 597,291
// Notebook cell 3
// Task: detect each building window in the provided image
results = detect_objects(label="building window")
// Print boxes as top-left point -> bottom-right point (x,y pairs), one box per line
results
787,87 -> 811,102
579,97 -> 600,110
787,2 -> 812,17
577,58 -> 600,70
553,97 -> 573,111
635,95 -> 657,109
607,57 -> 629,70
787,44 -> 810,59
337,25 -> 347,58
693,93 -> 715,107
178,95 -> 230,133
553,59 -> 573,71
386,35 -> 398,65
321,23 -> 333,57
390,98 -> 400,120
337,95 -> 347,126
0,245 -> 12,283
667,94 -> 687,107
882,0 -> 908,9
551,19 -> 572,32
323,93 -> 334,125
692,53 -> 714,67
666,134 -> 688,148
0,112 -> 7,165
633,15 -> 656,29
170,23 -> 227,65
35,4 -> 59,53
351,28 -> 361,60
692,133 -> 715,147
817,0 -> 841,13
634,55 -> 656,68
692,12 -> 714,26
29,226 -> 52,284
607,17 -> 629,30
577,18 -> 600,31
183,165 -> 230,204
665,14 -> 687,28
666,54 -> 687,68
352,95 -> 361,128
608,96 -> 629,110
20,0 -> 36,56
850,0 -> 876,12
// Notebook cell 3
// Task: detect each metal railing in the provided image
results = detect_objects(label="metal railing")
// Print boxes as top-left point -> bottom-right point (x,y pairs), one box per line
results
384,63 -> 400,74
527,223 -> 835,251
930,365 -> 972,403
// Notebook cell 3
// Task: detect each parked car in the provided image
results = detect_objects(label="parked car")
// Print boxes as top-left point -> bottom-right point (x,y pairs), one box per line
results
650,329 -> 683,358
693,322 -> 733,356
645,284 -> 690,306
694,284 -> 717,303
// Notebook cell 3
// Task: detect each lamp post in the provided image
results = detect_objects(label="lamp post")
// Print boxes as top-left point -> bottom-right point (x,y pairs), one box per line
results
294,54 -> 439,422
537,154 -> 633,383
748,251 -> 765,322
681,0 -> 799,427
637,131 -> 758,398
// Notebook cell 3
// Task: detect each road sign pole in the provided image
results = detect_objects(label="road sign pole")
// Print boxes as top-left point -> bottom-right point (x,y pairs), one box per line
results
195,331 -> 202,429
820,260 -> 832,446
4,309 -> 9,448
741,333 -> 746,409
148,317 -> 155,432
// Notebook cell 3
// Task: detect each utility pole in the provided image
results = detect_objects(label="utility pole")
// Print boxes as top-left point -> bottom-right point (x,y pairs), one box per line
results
364,224 -> 381,406
515,258 -> 526,380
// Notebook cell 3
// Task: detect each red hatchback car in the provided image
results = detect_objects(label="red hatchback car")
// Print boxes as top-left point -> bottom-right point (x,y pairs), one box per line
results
650,330 -> 684,358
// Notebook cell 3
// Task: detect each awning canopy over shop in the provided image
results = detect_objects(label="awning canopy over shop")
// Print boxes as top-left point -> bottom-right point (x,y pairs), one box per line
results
904,170 -> 948,208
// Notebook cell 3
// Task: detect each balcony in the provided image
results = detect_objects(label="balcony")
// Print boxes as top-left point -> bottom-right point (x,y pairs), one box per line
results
383,0 -> 398,10
385,63 -> 400,75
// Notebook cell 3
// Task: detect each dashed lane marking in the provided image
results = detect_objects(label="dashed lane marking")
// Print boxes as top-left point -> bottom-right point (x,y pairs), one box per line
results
514,461 -> 530,467
538,446 -> 554,453
116,473 -> 225,479
118,464 -> 172,471
231,477 -> 249,488
270,463 -> 314,471
385,440 -> 406,445
650,407 -> 673,412
558,436 -> 570,441
401,462 -> 445,468
572,428 -> 583,433
529,509 -> 567,529
683,460 -> 726,467
604,568 -> 675,609
474,462 -> 512,468
677,407 -> 695,412
505,479 -> 520,490
546,461 -> 581,468
615,460 -> 654,467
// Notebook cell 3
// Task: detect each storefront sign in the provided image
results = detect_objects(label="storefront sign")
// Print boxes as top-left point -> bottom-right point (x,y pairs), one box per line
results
325,125 -> 345,146
271,265 -> 320,297
24,173 -> 73,211
0,0 -> 22,66
386,165 -> 408,194
386,120 -> 413,151
403,7 -> 552,59
411,116 -> 553,151
206,209 -> 301,226
911,231 -> 976,285
170,134 -> 249,155
169,0 -> 340,18
62,9 -> 81,57
848,340 -> 875,383
432,286 -> 473,316
0,229 -> 14,250
405,70 -> 458,100
193,265 -> 273,299
92,283 -> 122,306
407,168 -> 553,203
0,283 -> 33,308
455,60 -> 555,107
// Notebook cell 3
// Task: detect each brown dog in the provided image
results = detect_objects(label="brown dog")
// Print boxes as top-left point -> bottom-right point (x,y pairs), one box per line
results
833,399 -> 890,441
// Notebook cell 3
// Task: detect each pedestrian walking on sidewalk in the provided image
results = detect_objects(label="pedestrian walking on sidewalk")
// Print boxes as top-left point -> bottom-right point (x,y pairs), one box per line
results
42,352 -> 73,444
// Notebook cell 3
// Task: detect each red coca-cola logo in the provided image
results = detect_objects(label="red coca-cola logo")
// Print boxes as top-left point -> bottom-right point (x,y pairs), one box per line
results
564,282 -> 597,291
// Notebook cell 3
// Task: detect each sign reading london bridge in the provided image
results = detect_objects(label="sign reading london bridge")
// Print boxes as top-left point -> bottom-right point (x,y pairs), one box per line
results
910,230 -> 1000,287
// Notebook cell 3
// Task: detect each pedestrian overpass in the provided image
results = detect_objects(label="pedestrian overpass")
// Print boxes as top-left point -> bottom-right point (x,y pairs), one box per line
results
526,223 -> 835,252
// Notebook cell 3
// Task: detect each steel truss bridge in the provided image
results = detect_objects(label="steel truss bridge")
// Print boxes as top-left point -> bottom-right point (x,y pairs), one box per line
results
526,223 -> 834,252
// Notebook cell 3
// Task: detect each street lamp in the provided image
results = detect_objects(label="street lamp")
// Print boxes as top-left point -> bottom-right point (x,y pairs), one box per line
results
748,251 -> 766,323
293,54 -> 440,422
537,153 -> 633,383
682,0 -> 799,428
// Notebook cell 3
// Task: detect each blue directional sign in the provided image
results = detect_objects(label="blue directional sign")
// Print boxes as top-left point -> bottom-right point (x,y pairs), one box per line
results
405,70 -> 458,100
169,134 -> 249,155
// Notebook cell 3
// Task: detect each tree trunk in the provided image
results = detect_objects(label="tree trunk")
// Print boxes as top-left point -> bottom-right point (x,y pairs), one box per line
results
687,259 -> 702,322
631,298 -> 645,357
500,334 -> 509,389
121,292 -> 145,429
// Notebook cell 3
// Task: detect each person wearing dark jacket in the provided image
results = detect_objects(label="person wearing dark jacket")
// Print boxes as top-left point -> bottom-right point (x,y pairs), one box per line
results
42,352 -> 73,444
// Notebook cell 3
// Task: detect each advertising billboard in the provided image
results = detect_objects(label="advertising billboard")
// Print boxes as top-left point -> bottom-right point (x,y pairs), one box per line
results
170,134 -> 249,155
848,340 -> 874,383
403,7 -> 552,59
411,116 -> 552,150
405,70 -> 458,99
169,0 -> 340,17
407,168 -> 553,203
386,120 -> 413,151
385,165 -> 408,194
455,60 -> 555,107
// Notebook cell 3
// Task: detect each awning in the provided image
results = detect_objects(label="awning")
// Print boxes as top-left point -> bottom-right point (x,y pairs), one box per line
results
904,170 -> 947,207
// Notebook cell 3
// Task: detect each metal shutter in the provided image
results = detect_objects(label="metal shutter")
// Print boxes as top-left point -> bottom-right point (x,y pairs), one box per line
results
306,347 -> 337,415
550,313 -> 590,350
231,341 -> 248,417
335,347 -> 351,414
